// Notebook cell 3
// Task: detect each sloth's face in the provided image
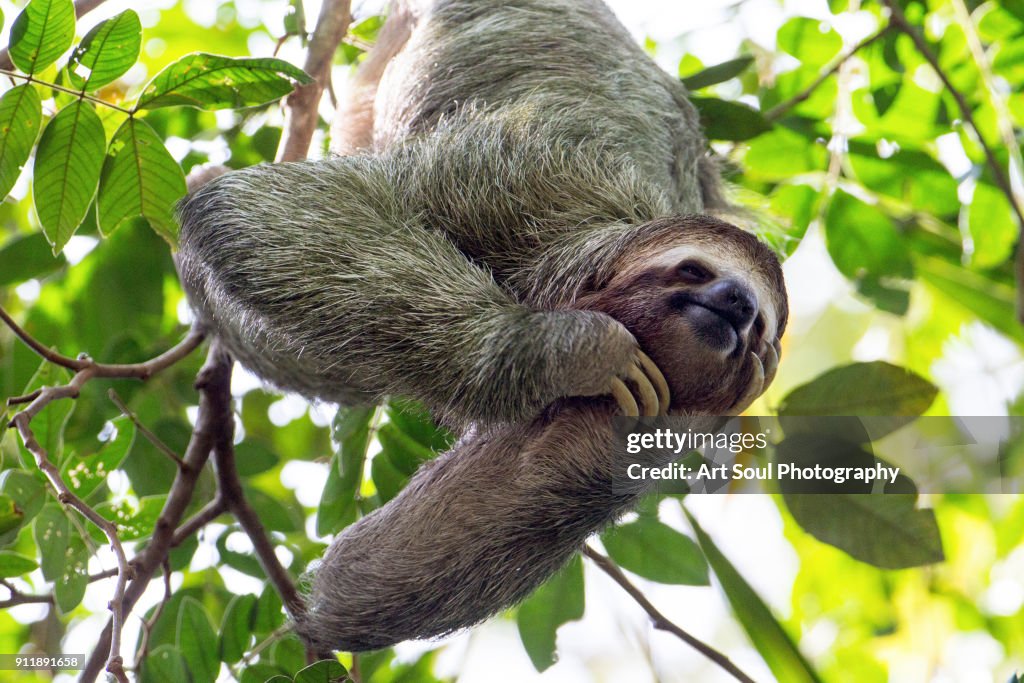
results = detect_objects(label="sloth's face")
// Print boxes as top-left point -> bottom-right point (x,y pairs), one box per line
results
580,220 -> 788,415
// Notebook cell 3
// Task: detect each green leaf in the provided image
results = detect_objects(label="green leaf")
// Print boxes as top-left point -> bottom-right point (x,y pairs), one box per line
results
61,416 -> 135,500
67,10 -> 142,90
294,659 -> 348,683
253,584 -> 285,636
9,0 -> 75,74
93,494 -> 167,541
376,423 -> 434,474
681,55 -> 755,91
144,645 -> 190,683
686,509 -> 822,683
136,53 -> 313,110
96,117 -> 186,243
824,189 -> 912,313
350,15 -> 383,43
33,504 -> 69,581
0,550 -> 38,577
220,593 -> 257,664
778,361 -> 938,416
784,494 -> 943,568
0,470 -> 46,533
691,97 -> 772,141
0,495 -> 23,535
243,486 -> 301,532
177,597 -> 219,683
968,183 -> 1017,269
516,554 -> 584,672
916,255 -> 1023,343
0,232 -> 67,286
17,360 -> 74,468
744,127 -> 827,179
234,440 -> 279,476
0,84 -> 42,198
777,17 -> 842,67
216,528 -> 264,578
319,405 -> 373,529
601,517 -> 709,585
825,190 -> 911,279
33,101 -> 106,253
385,398 -> 451,451
54,533 -> 88,614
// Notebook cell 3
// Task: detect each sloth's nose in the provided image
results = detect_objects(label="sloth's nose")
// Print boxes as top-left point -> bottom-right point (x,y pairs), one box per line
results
703,279 -> 758,330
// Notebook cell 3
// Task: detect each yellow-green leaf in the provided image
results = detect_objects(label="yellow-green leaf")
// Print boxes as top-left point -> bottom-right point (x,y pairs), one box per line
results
135,53 -> 312,111
67,10 -> 141,91
96,118 -> 186,243
33,101 -> 106,253
9,0 -> 75,74
0,84 -> 42,198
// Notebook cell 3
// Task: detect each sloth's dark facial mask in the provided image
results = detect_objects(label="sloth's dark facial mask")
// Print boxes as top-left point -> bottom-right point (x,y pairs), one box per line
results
577,224 -> 787,415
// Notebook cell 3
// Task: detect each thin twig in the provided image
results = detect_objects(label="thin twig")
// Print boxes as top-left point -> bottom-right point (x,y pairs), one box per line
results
9,412 -> 133,682
0,304 -> 205,379
0,579 -> 54,608
0,0 -> 110,71
6,389 -> 41,406
765,24 -> 892,122
79,345 -> 233,683
0,69 -> 133,114
881,0 -> 1024,320
276,0 -> 353,161
108,389 -> 184,467
132,560 -> 173,672
170,497 -> 227,547
582,546 -> 756,683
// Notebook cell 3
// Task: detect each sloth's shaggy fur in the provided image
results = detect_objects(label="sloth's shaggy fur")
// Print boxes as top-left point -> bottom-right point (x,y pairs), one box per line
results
176,0 -> 788,653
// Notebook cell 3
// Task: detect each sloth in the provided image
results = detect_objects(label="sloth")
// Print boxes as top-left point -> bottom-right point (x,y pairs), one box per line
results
176,0 -> 788,654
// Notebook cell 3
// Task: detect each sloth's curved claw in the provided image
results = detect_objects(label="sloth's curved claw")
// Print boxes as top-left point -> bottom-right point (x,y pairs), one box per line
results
734,352 -> 766,413
762,342 -> 779,387
636,350 -> 670,415
609,351 -> 670,417
610,377 -> 639,417
626,362 -> 659,417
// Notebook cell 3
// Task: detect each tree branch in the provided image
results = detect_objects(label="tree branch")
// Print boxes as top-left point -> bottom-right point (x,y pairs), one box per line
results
0,304 -> 204,380
276,0 -> 353,162
210,414 -> 328,659
765,24 -> 892,122
80,344 -> 233,683
582,546 -> 755,683
881,0 -> 1024,321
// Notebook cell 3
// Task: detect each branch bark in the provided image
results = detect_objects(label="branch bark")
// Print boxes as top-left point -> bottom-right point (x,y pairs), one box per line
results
276,0 -> 353,162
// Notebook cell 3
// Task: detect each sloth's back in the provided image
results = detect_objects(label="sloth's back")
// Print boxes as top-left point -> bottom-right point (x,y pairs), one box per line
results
371,0 -> 709,214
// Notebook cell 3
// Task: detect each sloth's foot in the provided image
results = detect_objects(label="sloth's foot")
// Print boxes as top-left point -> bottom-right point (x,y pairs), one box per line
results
609,350 -> 670,417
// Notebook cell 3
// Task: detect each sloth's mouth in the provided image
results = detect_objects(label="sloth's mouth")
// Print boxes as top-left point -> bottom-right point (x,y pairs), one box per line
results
682,302 -> 742,353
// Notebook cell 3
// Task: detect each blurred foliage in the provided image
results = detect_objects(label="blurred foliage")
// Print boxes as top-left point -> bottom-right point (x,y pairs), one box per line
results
0,0 -> 1021,681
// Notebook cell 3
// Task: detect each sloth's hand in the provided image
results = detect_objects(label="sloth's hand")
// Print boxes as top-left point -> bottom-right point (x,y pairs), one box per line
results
731,340 -> 781,414
608,349 -> 670,417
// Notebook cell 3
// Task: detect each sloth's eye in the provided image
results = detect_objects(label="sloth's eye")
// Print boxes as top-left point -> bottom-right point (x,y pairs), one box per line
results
676,261 -> 714,283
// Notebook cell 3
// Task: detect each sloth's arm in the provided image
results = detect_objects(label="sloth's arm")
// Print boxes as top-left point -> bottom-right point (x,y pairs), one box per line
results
176,159 -> 664,423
